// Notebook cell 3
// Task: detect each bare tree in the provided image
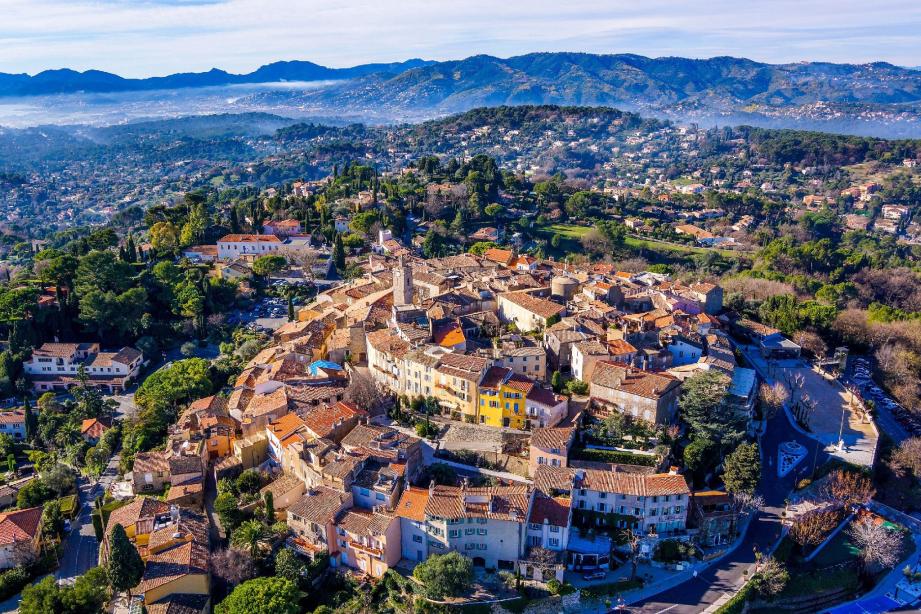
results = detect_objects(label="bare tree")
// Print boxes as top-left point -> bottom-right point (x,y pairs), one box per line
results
790,509 -> 840,548
345,369 -> 393,416
822,469 -> 875,509
847,517 -> 904,573
758,382 -> 789,421
210,546 -> 256,585
890,437 -> 921,477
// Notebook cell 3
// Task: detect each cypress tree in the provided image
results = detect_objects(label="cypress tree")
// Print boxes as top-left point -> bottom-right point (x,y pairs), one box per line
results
333,233 -> 346,270
107,523 -> 144,598
287,295 -> 295,322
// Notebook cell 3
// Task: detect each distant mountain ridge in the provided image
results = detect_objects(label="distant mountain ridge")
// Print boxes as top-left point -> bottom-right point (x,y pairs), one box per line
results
0,58 -> 434,97
300,52 -> 921,113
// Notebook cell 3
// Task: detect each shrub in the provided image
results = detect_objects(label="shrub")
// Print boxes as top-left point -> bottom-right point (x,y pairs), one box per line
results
570,448 -> 657,466
546,578 -> 562,595
0,567 -> 32,601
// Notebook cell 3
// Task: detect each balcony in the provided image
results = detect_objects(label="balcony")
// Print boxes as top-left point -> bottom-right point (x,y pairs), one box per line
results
349,540 -> 384,559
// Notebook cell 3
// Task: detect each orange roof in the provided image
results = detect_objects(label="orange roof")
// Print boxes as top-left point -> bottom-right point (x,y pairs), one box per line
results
0,506 -> 41,546
394,486 -> 429,522
267,413 -> 307,443
80,418 -> 109,439
218,234 -> 281,243
483,248 -> 514,265
433,323 -> 466,348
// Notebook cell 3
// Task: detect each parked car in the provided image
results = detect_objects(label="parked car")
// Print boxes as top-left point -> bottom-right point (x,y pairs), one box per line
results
583,570 -> 607,581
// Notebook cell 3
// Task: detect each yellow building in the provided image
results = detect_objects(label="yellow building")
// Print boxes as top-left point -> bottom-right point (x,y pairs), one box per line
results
477,366 -> 535,429
433,353 -> 490,419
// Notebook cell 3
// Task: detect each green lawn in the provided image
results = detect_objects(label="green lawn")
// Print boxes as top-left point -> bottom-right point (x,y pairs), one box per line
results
811,529 -> 860,567
542,223 -> 593,239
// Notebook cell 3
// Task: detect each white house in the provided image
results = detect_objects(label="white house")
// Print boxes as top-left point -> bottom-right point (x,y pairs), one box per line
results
217,234 -> 282,260
24,343 -> 143,393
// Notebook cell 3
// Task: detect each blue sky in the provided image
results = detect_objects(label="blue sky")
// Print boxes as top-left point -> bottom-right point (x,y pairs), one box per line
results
2,0 -> 920,76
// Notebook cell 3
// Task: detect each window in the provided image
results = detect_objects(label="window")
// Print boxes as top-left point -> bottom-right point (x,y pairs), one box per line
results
376,493 -> 385,501
549,525 -> 559,533
649,508 -> 658,517
477,529 -> 487,535
549,538 -> 559,547
465,528 -> 475,535
599,492 -> 607,499
449,529 -> 461,538
538,457 -> 545,465
476,543 -> 487,550
529,523 -> 541,530
598,503 -> 606,512
412,535 -> 422,543
674,506 -> 682,514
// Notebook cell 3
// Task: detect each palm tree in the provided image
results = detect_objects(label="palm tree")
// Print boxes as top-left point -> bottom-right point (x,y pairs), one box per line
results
232,520 -> 267,560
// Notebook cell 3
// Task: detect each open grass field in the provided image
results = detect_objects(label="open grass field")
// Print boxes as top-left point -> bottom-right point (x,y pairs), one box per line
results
536,223 -> 744,261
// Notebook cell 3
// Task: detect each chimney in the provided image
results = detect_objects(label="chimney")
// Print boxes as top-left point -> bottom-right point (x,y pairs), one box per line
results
668,466 -> 680,475
429,479 -> 436,496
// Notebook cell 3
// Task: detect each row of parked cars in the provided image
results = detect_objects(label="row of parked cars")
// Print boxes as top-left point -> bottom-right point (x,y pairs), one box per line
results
851,357 -> 921,437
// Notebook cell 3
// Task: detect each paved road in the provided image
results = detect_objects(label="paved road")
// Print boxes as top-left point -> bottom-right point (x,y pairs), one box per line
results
56,455 -> 121,584
630,400 -> 829,612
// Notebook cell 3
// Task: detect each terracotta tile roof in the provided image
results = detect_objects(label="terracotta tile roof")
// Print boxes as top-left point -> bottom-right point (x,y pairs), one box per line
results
394,486 -> 429,522
590,361 -> 680,400
529,496 -> 570,527
424,485 -> 530,522
146,594 -> 210,614
0,506 -> 41,546
259,474 -> 304,498
136,541 -> 209,594
218,234 -> 281,243
336,509 -> 394,537
287,487 -> 350,524
0,410 -> 25,425
268,412 -> 308,441
245,387 -> 289,418
341,424 -> 420,461
534,466 -> 690,497
106,496 -> 171,534
526,385 -> 565,408
483,248 -> 514,265
133,450 -> 169,475
436,352 -> 489,378
530,426 -> 575,451
607,339 -> 637,355
168,455 -> 203,476
574,341 -> 610,356
480,366 -> 511,390
500,291 -> 565,319
301,400 -> 366,439
147,509 -> 209,553
32,342 -> 97,358
367,329 -> 411,358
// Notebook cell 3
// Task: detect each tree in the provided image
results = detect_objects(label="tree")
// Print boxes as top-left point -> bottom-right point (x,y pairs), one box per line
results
215,492 -> 243,532
550,370 -> 562,393
890,437 -> 921,477
215,576 -> 300,614
758,382 -> 789,421
344,370 -> 391,415
17,479 -> 53,508
149,221 -> 180,255
565,379 -> 589,395
468,241 -> 497,256
752,557 -> 788,599
412,552 -> 473,600
263,491 -> 275,523
790,509 -> 839,547
252,255 -> 286,278
847,517 -> 904,574
287,294 -> 295,322
333,233 -> 346,270
20,566 -> 110,614
722,442 -> 761,496
274,548 -> 306,584
210,547 -> 256,586
822,469 -> 875,508
683,438 -> 716,478
40,499 -> 64,544
232,519 -> 267,560
680,370 -> 747,447
107,523 -> 144,597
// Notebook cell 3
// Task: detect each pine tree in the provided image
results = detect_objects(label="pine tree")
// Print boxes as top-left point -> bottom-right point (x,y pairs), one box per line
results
107,523 -> 144,597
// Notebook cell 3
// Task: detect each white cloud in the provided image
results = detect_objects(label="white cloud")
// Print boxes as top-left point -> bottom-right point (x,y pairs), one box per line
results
0,0 -> 919,76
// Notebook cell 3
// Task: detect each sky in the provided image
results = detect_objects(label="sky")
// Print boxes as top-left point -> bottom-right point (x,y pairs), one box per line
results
2,0 -> 921,77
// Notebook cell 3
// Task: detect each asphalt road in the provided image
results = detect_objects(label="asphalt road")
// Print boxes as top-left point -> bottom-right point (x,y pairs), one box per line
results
57,455 -> 121,584
629,407 -> 829,613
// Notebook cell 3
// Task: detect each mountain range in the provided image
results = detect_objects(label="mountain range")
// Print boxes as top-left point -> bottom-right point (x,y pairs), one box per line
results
4,52 -> 921,137
0,59 -> 433,97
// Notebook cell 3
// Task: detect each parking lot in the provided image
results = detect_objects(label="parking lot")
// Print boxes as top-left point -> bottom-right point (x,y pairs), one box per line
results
846,356 -> 918,443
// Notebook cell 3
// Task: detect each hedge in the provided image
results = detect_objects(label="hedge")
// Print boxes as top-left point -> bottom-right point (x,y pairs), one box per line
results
571,448 -> 657,467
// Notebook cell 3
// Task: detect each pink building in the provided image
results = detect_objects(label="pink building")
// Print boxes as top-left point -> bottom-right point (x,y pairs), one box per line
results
334,509 -> 401,578
529,425 -> 576,477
